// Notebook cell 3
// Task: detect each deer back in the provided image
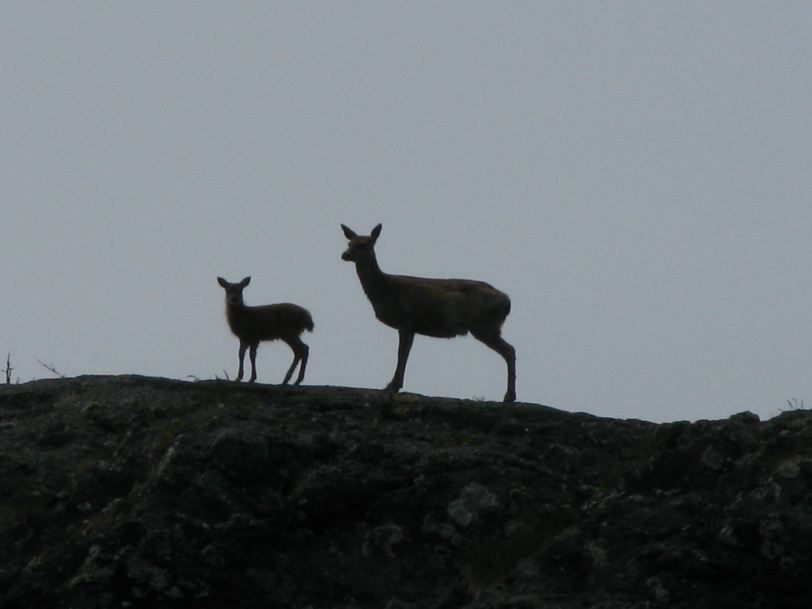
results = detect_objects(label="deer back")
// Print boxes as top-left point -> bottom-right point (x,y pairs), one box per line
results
227,303 -> 313,341
370,275 -> 510,338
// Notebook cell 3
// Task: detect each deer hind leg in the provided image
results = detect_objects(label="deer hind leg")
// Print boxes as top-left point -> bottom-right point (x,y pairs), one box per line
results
248,342 -> 259,383
471,328 -> 516,403
282,336 -> 309,385
386,329 -> 415,393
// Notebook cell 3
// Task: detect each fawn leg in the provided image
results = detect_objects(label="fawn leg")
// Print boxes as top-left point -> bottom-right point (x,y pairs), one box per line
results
282,337 -> 309,385
236,341 -> 248,382
248,342 -> 258,383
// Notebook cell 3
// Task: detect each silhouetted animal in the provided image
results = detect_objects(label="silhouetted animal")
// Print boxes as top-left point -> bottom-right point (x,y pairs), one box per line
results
341,224 -> 516,402
217,276 -> 313,384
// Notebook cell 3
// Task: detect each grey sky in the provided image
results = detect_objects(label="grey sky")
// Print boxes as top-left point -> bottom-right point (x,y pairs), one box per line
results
2,3 -> 811,422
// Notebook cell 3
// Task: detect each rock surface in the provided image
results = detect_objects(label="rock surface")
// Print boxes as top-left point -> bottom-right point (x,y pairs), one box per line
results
1,375 -> 811,608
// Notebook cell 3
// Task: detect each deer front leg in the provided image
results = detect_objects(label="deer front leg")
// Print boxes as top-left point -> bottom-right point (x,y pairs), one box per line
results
236,341 -> 248,382
386,329 -> 414,393
248,343 -> 258,383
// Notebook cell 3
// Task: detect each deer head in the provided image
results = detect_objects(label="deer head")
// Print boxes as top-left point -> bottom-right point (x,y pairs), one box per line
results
341,224 -> 382,262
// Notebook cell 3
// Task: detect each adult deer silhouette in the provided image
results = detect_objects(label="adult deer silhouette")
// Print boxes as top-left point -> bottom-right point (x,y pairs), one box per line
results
341,224 -> 516,402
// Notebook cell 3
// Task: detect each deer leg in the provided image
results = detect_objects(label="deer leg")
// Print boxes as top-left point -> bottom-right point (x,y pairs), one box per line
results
281,340 -> 299,385
248,342 -> 259,383
282,337 -> 309,385
472,329 -> 516,403
386,329 -> 414,393
281,357 -> 298,386
294,340 -> 309,385
236,341 -> 248,382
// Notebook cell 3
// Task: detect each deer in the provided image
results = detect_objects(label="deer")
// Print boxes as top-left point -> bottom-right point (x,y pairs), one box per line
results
217,276 -> 314,385
341,224 -> 516,402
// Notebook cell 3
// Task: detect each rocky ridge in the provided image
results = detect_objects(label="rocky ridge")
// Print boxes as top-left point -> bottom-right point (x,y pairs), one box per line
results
1,375 -> 811,608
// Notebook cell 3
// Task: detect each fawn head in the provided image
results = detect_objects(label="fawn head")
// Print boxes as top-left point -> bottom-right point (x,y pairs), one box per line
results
341,223 -> 382,262
217,276 -> 251,307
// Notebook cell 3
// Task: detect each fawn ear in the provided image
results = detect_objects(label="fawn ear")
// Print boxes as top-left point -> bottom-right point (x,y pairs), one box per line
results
217,277 -> 229,288
371,223 -> 382,242
341,224 -> 357,240
239,276 -> 251,287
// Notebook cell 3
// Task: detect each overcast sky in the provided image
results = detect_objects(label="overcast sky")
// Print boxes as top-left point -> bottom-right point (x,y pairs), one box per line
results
2,3 -> 811,422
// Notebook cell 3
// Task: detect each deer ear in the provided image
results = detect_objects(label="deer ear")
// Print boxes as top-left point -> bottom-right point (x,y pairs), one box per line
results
240,276 -> 251,287
217,277 -> 229,288
371,223 -> 382,241
341,224 -> 357,240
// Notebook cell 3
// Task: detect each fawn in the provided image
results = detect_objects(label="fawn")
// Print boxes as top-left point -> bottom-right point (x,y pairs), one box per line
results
217,276 -> 313,384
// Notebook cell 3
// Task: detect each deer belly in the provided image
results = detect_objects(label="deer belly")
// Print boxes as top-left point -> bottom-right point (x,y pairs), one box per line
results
374,308 -> 469,338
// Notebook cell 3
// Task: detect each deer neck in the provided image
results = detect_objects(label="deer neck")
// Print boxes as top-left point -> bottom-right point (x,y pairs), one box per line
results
225,302 -> 248,326
355,252 -> 392,298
